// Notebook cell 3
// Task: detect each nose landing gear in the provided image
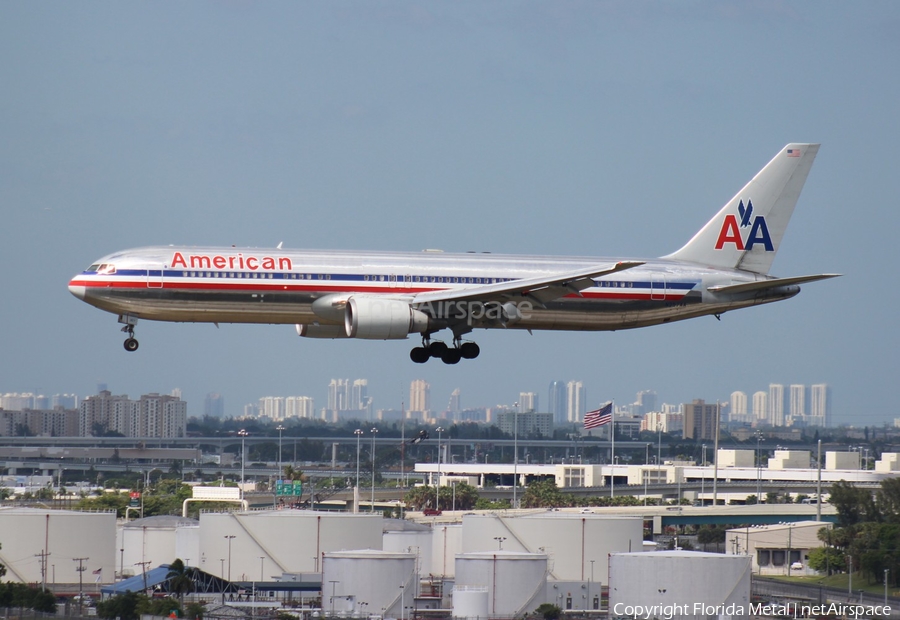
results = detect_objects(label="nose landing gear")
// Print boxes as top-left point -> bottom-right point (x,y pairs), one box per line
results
119,314 -> 140,352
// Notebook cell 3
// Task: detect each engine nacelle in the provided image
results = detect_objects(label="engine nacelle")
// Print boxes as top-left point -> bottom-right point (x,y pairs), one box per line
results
296,323 -> 349,339
345,297 -> 430,339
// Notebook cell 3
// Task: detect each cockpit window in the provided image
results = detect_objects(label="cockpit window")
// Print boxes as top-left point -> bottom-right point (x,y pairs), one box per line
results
86,264 -> 101,273
95,263 -> 116,275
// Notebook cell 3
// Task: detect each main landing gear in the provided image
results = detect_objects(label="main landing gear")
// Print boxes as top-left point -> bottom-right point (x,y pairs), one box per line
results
410,337 -> 480,365
119,314 -> 139,352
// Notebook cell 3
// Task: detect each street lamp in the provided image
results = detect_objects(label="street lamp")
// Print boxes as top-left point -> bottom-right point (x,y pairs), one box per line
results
435,426 -> 445,511
644,443 -> 650,506
370,427 -> 378,513
494,536 -> 506,550
756,431 -> 763,502
701,444 -> 707,504
354,429 -> 364,510
886,568 -> 890,605
512,403 -> 519,509
224,535 -> 235,581
237,429 -> 249,501
276,424 -> 285,475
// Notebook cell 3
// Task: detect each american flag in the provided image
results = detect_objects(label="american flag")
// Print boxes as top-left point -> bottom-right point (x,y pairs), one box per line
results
584,402 -> 613,430
786,148 -> 801,157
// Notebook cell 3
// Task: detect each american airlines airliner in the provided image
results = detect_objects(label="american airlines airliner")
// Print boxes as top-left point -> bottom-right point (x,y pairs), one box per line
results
68,143 -> 838,364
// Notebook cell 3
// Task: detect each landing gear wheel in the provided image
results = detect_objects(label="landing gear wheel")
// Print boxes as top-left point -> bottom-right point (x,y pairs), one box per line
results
124,338 -> 139,352
428,341 -> 449,358
410,347 -> 430,364
460,342 -> 480,359
441,348 -> 462,365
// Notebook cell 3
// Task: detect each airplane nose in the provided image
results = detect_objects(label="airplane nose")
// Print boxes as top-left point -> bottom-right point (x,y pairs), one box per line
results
68,280 -> 86,300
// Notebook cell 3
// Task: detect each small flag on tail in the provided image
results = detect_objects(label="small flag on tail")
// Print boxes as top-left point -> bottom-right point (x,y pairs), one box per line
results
584,402 -> 612,430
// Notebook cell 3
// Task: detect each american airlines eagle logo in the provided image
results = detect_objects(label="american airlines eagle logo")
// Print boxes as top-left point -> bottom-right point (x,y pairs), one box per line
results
715,199 -> 773,251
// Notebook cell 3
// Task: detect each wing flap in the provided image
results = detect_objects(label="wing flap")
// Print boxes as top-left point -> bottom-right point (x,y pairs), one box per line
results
411,261 -> 644,306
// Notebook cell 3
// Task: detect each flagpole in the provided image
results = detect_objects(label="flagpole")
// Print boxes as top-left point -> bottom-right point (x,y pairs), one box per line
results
610,402 -> 615,499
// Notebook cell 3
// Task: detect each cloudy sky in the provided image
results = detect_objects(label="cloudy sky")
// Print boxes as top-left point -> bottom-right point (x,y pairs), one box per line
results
2,2 -> 897,424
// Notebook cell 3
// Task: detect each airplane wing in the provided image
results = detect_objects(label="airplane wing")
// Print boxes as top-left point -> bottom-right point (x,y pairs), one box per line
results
410,261 -> 644,307
708,273 -> 841,295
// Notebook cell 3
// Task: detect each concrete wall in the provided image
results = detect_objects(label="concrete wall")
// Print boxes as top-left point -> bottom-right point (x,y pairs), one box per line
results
769,450 -> 811,469
718,449 -> 754,468
826,451 -> 860,470
875,453 -> 900,473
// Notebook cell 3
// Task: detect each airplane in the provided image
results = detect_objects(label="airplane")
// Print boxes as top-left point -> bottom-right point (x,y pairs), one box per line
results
68,143 -> 839,365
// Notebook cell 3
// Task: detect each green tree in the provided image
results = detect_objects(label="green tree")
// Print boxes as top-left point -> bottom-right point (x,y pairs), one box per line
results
166,559 -> 194,605
0,542 -> 7,580
97,591 -> 142,620
520,479 -> 572,508
830,480 -> 878,527
807,546 -> 846,574
534,603 -> 562,620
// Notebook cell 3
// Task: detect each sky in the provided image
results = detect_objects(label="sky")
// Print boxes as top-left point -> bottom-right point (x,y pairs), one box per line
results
1,2 -> 898,425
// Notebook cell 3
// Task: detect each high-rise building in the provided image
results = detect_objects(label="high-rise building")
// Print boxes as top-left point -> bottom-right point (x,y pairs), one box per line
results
448,389 -> 461,414
730,391 -> 749,422
259,396 -> 285,420
518,392 -> 538,412
752,391 -> 768,423
809,384 -> 832,426
683,399 -> 719,440
566,381 -> 585,424
548,381 -> 567,425
51,394 -> 79,410
634,390 -> 658,416
328,379 -> 350,412
79,391 -> 186,438
768,384 -> 786,427
285,396 -> 316,419
789,384 -> 808,423
204,393 -> 225,418
496,411 -> 554,437
350,380 -> 370,412
410,380 -> 430,415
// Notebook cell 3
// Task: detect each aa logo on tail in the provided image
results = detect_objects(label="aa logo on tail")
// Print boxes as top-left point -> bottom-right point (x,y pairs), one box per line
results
715,199 -> 773,251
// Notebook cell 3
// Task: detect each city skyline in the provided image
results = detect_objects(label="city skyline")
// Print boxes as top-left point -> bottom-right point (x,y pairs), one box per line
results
2,379 -> 836,428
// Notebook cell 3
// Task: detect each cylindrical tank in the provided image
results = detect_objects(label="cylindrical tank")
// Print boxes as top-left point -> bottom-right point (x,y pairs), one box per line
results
461,513 -> 642,584
609,550 -> 752,620
452,586 -> 489,619
323,550 -> 416,618
0,507 -> 116,584
198,510 -> 383,578
119,515 -> 198,579
455,551 -> 548,617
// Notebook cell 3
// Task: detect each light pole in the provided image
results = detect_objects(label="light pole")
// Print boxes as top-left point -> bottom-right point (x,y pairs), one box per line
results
259,556 -> 265,581
701,444 -> 706,504
494,536 -> 506,550
237,429 -> 249,501
276,424 -> 285,474
435,426 -> 445,511
354,428 -> 363,512
589,559 -> 595,610
512,403 -> 519,509
329,580 -> 339,617
756,431 -> 763,502
644,443 -> 650,506
452,480 -> 458,512
886,568 -> 890,605
370,427 -> 378,513
224,535 -> 235,581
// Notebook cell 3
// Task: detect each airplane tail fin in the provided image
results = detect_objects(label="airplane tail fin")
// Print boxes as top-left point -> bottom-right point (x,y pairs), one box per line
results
663,143 -> 820,275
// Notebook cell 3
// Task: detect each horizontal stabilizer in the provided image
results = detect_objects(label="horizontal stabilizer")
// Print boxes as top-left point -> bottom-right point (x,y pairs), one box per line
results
708,273 -> 841,295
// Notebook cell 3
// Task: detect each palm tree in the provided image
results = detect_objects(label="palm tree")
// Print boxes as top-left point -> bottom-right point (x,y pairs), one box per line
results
166,559 -> 194,605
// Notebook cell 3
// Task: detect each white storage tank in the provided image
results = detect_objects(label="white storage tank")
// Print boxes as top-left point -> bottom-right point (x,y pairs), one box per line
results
609,551 -> 751,620
382,519 -> 433,582
461,513 -> 641,584
322,550 -> 416,618
452,586 -> 489,619
455,551 -> 548,617
0,507 -> 116,584
118,515 -> 198,578
199,510 -> 383,579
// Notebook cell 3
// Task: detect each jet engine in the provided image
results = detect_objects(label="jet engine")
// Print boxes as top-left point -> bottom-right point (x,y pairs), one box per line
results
345,297 -> 430,339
